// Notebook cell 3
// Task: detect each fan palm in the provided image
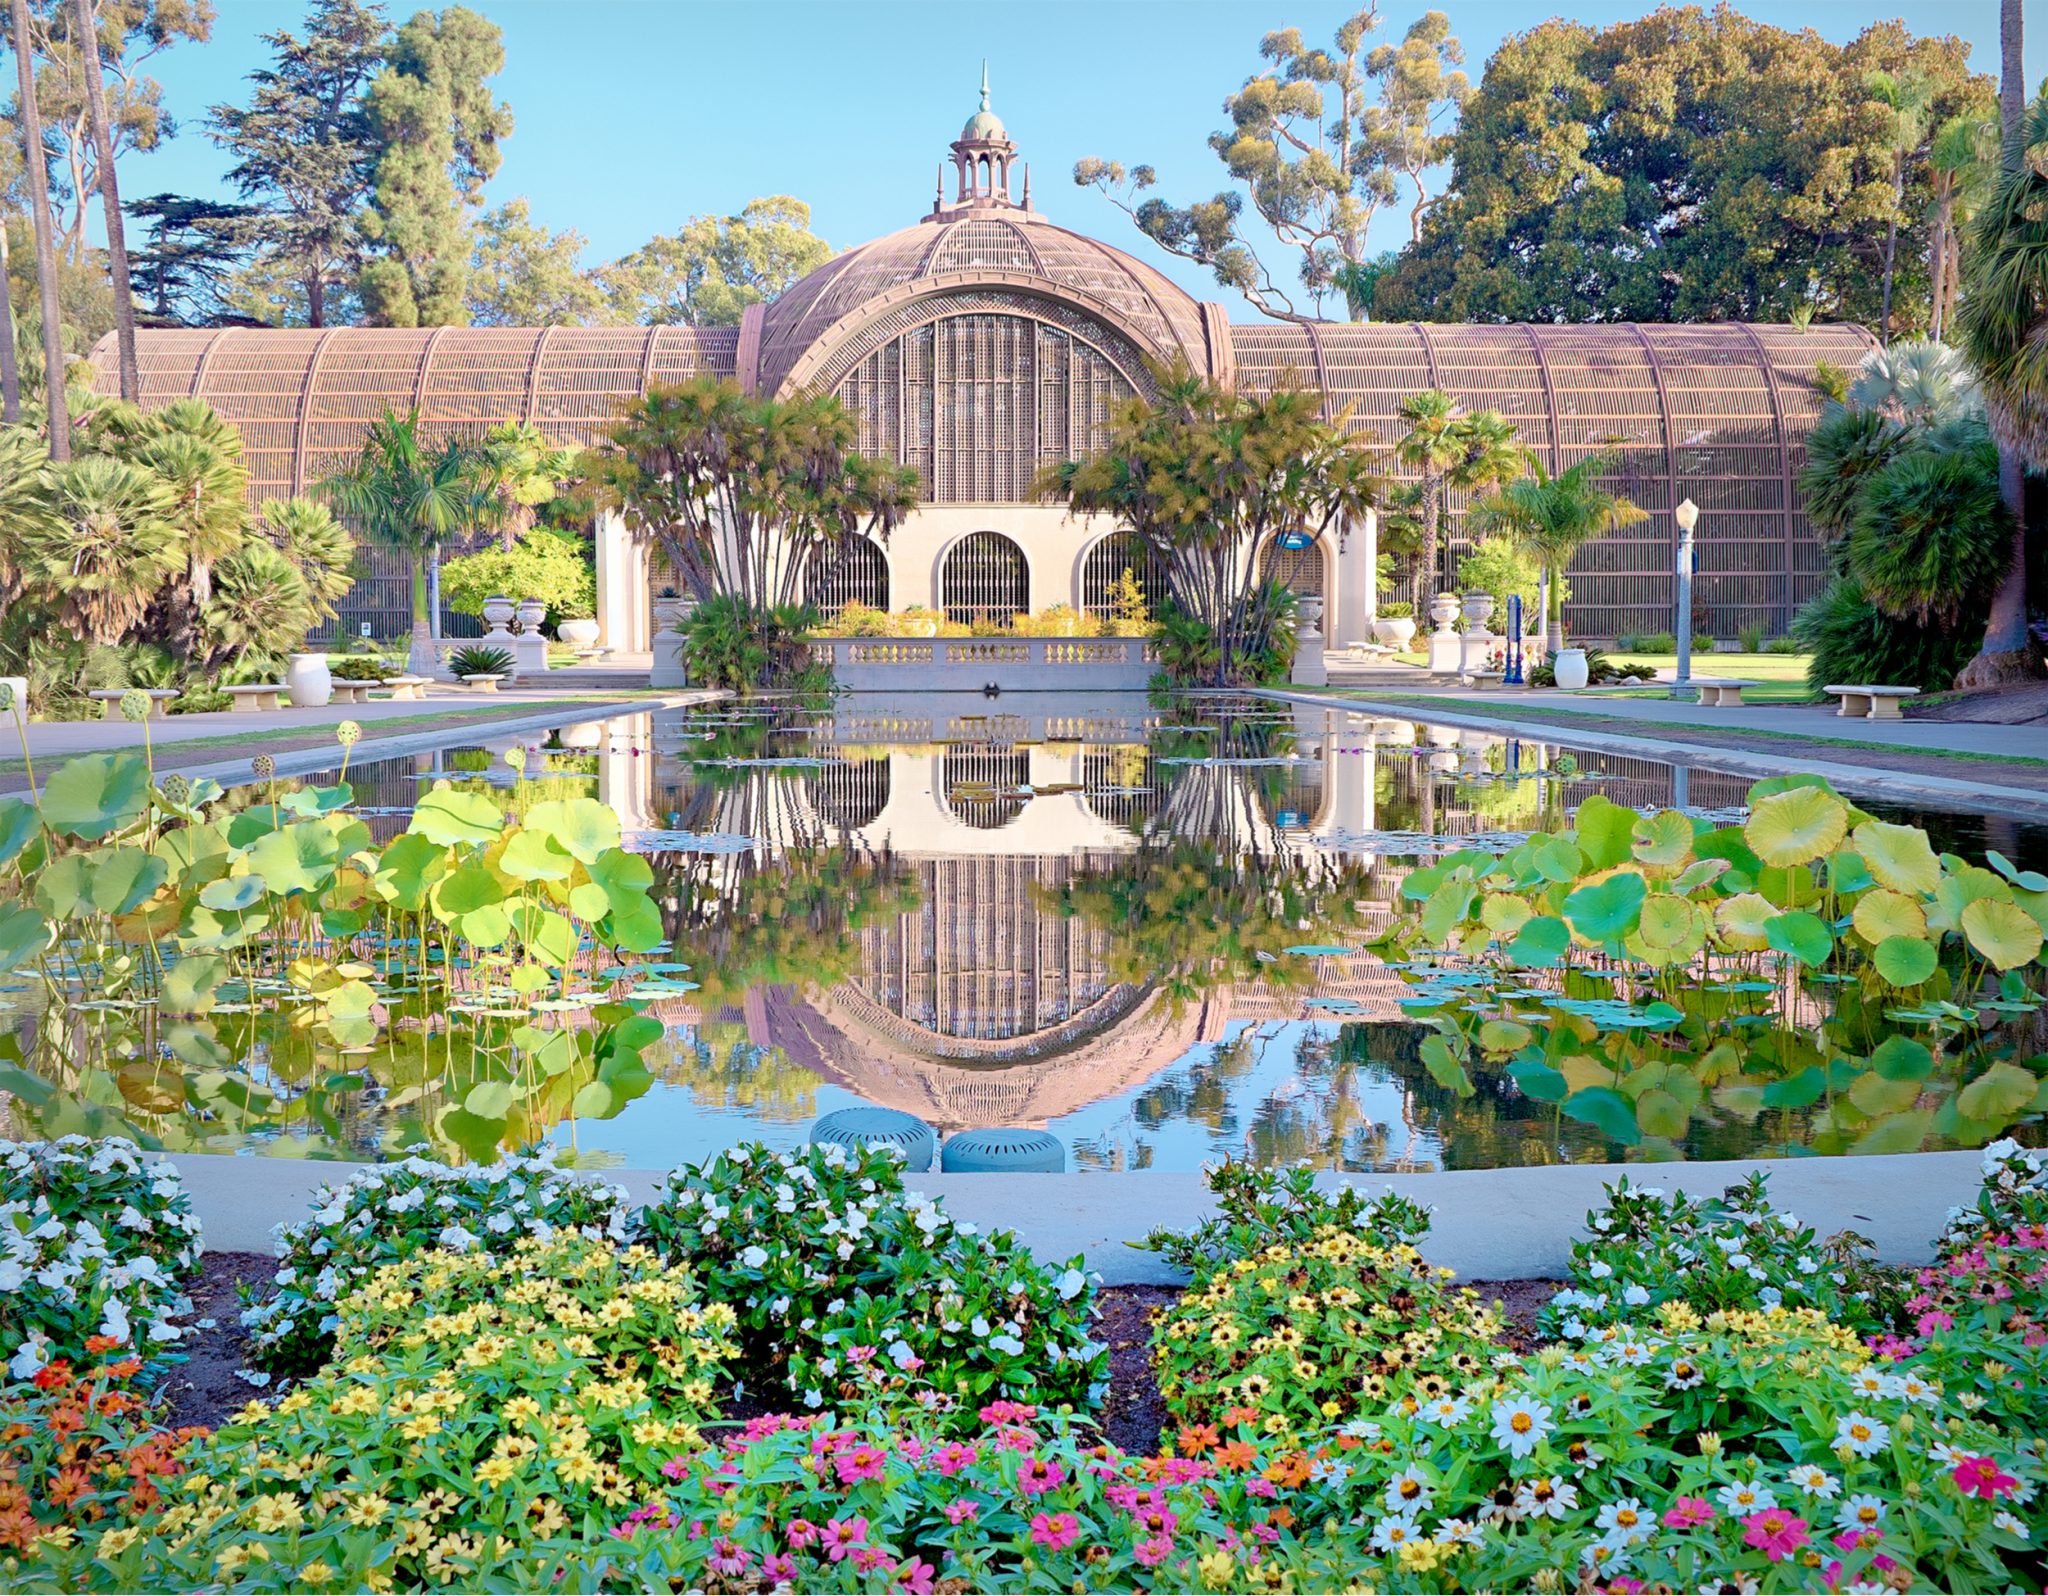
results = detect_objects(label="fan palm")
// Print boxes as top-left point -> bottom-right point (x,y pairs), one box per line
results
17,455 -> 181,645
0,425 -> 56,601
126,429 -> 251,606
1797,408 -> 1909,542
1394,391 -> 1530,596
1470,454 -> 1647,647
1844,427 -> 2008,625
1926,110 -> 1999,342
1846,339 -> 1981,423
203,541 -> 318,676
1955,87 -> 2048,684
321,410 -> 482,676
258,497 -> 357,621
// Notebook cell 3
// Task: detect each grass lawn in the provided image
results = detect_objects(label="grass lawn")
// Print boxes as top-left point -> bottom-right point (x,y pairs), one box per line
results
1601,651 -> 1816,703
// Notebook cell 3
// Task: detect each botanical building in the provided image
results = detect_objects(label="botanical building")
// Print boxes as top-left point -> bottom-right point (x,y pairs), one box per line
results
98,85 -> 1873,644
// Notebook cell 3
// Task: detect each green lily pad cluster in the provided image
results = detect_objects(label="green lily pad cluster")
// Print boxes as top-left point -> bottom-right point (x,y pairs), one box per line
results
1376,776 -> 2048,1157
0,747 -> 677,1163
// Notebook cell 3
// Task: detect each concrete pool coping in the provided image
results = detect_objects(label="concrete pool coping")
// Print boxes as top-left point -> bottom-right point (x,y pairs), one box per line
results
1258,688 -> 2048,822
170,1148 -> 1984,1284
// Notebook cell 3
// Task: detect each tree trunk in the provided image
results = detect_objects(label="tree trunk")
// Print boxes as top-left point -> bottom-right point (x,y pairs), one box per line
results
73,0 -> 135,402
1878,161 -> 1900,343
0,218 -> 20,423
11,0 -> 70,458
407,552 -> 436,677
1959,0 -> 2038,688
1927,193 -> 1950,342
307,271 -> 325,329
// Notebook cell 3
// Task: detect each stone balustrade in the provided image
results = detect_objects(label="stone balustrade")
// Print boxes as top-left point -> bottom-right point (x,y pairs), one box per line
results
811,635 -> 1157,692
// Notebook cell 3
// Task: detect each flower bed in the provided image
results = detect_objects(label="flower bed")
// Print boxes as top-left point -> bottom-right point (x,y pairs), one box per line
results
2,1138 -> 2047,1593
0,1137 -> 202,1380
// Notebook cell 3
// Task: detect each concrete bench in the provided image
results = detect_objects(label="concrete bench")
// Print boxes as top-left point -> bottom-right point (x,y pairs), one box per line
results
328,681 -> 374,704
1459,669 -> 1505,691
1690,678 -> 1761,708
572,646 -> 614,665
1824,684 -> 1919,721
224,684 -> 289,713
89,688 -> 178,720
459,674 -> 506,693
379,675 -> 432,701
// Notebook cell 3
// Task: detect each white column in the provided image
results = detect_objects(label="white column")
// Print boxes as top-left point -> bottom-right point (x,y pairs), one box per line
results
594,511 -> 645,651
1335,511 -> 1375,651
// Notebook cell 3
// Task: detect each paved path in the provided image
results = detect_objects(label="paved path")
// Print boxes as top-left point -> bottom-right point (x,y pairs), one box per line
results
169,1147 -> 1983,1283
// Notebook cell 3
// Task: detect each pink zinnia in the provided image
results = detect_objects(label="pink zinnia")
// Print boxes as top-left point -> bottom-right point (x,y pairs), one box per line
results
823,1516 -> 869,1561
1953,1455 -> 2019,1500
1662,1496 -> 1716,1529
1029,1511 -> 1080,1551
1134,1533 -> 1175,1568
836,1444 -> 887,1485
708,1539 -> 751,1577
1741,1508 -> 1810,1562
896,1556 -> 937,1594
943,1499 -> 981,1525
1018,1458 -> 1067,1495
786,1517 -> 820,1549
933,1441 -> 980,1476
1916,1309 -> 1955,1333
763,1554 -> 796,1582
851,1545 -> 897,1574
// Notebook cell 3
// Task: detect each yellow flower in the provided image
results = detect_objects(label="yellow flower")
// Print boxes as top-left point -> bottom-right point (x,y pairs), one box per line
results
1697,1430 -> 1723,1457
528,1498 -> 568,1537
504,1395 -> 542,1427
1397,1538 -> 1445,1572
248,1493 -> 305,1534
94,1526 -> 141,1559
300,1561 -> 336,1585
1197,1551 -> 1237,1591
475,1456 -> 519,1488
215,1545 -> 250,1574
346,1492 -> 393,1528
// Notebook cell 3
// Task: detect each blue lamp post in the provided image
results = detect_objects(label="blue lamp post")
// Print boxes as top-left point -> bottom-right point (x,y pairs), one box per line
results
1672,497 -> 1698,701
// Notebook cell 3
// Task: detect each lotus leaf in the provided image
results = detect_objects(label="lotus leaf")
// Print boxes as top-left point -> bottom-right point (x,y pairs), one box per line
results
525,797 -> 622,865
1563,871 -> 1646,943
1420,879 -> 1477,945
1852,889 -> 1927,945
0,905 -> 49,972
512,904 -> 579,967
1957,1061 -> 2042,1122
1987,850 -> 2048,894
1863,1037 -> 1932,1082
1573,794 -> 1637,870
1561,1085 -> 1641,1144
1961,897 -> 2044,971
0,799 -> 38,868
1637,893 -> 1697,950
1873,935 -> 1939,987
1931,866 -> 2009,932
463,1080 -> 517,1119
1764,911 -> 1834,967
1849,1108 -> 1936,1155
432,862 -> 504,919
32,854 -> 93,921
1634,1087 -> 1689,1139
409,784 -> 505,847
86,847 -> 166,916
1743,786 -> 1849,870
1505,1057 -> 1567,1101
1630,810 -> 1695,868
1848,1070 -> 1920,1116
1851,822 -> 1942,895
572,1080 -> 614,1117
1282,943 -> 1358,956
40,754 -> 149,841
1507,914 -> 1570,968
157,955 -> 227,1014
198,875 -> 267,912
1478,1018 -> 1533,1052
243,823 -> 343,897
1671,857 -> 1731,894
1714,892 -> 1776,951
1760,1065 -> 1827,1108
1531,835 -> 1584,884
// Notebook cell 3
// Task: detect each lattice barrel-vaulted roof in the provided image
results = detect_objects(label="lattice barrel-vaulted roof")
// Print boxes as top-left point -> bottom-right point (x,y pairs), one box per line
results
96,325 -> 741,503
1230,320 -> 1875,637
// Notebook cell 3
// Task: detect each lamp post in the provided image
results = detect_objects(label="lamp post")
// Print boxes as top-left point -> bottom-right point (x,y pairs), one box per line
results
1672,497 -> 1698,701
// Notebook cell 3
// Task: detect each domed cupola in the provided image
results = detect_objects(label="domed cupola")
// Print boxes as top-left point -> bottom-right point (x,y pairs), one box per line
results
937,63 -> 1030,216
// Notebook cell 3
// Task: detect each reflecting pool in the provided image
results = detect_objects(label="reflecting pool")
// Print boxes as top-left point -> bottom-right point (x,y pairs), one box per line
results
4,694 -> 2043,1171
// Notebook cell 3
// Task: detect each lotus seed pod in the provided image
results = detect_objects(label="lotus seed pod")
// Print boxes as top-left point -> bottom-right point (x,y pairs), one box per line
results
119,688 -> 150,723
504,746 -> 528,773
336,720 -> 362,747
161,773 -> 191,806
253,754 -> 276,780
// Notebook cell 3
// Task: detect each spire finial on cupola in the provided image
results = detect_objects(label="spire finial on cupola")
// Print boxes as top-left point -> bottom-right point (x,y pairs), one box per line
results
980,58 -> 990,111
949,59 -> 1018,209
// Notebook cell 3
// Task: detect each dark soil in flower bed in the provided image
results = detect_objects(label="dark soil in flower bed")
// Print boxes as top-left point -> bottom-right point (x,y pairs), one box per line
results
158,1257 -> 1564,1450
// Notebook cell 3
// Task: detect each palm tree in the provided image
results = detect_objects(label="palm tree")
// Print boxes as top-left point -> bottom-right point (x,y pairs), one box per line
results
1393,391 -> 1465,598
321,409 -> 482,677
1866,68 -> 1932,343
1955,85 -> 2047,686
16,454 -> 181,644
257,497 -> 357,624
9,0 -> 70,458
1846,338 -> 1982,423
1926,110 -> 1997,343
470,421 -> 577,551
1469,454 -> 1647,652
0,424 -> 56,602
71,0 -> 135,402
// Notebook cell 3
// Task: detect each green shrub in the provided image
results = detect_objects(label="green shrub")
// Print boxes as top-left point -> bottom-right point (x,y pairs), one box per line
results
1455,535 -> 1541,616
448,644 -> 514,677
1793,577 -> 1976,692
637,1141 -> 1107,1412
327,656 -> 394,681
439,529 -> 596,625
1692,631 -> 1716,653
1844,434 -> 2009,624
1763,633 -> 1802,654
1379,599 -> 1415,619
1139,1159 -> 1432,1277
681,595 -> 826,694
1739,622 -> 1765,652
1634,630 -> 1678,653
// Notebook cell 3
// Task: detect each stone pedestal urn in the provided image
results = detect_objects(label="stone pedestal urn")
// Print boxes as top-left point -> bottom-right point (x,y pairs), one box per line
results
481,595 -> 516,639
1428,592 -> 1463,635
1291,596 -> 1329,687
650,595 -> 691,688
1461,593 -> 1496,635
514,598 -> 548,634
286,652 -> 333,707
558,618 -> 600,650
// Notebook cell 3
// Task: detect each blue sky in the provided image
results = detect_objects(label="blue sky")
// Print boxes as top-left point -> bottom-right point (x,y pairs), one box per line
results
110,0 -> 2046,319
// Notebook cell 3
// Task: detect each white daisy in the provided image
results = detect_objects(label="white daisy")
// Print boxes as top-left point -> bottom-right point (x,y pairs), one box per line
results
1834,1412 -> 1890,1457
1595,1498 -> 1651,1544
1515,1475 -> 1578,1520
1787,1464 -> 1840,1499
1716,1479 -> 1778,1515
1835,1494 -> 1886,1533
1385,1469 -> 1434,1515
1490,1395 -> 1553,1458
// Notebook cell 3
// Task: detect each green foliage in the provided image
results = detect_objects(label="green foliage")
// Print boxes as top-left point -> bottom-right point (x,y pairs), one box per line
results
1138,1159 -> 1433,1277
1394,390 -> 1530,594
448,644 -> 512,677
595,196 -> 832,327
1468,453 -> 1634,635
1455,534 -> 1542,615
639,1141 -> 1106,1411
356,6 -> 513,327
1843,423 -> 2010,624
680,595 -> 823,694
464,198 -> 605,326
441,530 -> 595,623
1376,12 -> 1988,325
1793,577 -> 1978,692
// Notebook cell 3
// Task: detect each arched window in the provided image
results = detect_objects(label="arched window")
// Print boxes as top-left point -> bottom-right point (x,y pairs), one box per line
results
1258,534 -> 1328,602
941,531 -> 1028,625
943,748 -> 1029,830
808,537 -> 889,613
805,757 -> 891,832
1080,531 -> 1172,622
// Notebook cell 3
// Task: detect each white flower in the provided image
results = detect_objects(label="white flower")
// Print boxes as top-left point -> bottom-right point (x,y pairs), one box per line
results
1056,1268 -> 1086,1301
1882,1371 -> 1938,1405
1836,1494 -> 1886,1533
1595,1498 -> 1650,1543
1993,1510 -> 2028,1539
1787,1464 -> 1840,1498
1434,1517 -> 1481,1546
1622,1283 -> 1651,1307
1419,1395 -> 1471,1427
740,1246 -> 769,1269
1368,1518 -> 1421,1552
98,1297 -> 131,1345
1490,1396 -> 1553,1458
1515,1475 -> 1577,1519
7,1335 -> 51,1382
1385,1470 -> 1433,1514
1834,1412 -> 1890,1457
1716,1480 -> 1778,1515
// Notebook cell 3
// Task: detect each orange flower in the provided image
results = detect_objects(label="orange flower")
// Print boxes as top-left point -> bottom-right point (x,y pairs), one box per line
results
1267,1505 -> 1297,1530
1214,1440 -> 1257,1472
1263,1452 -> 1311,1489
1221,1405 -> 1259,1428
1177,1423 -> 1220,1458
83,1335 -> 122,1356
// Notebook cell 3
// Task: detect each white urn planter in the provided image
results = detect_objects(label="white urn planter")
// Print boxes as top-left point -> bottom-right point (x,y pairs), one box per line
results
558,618 -> 600,650
480,595 -> 516,634
1428,593 -> 1462,634
514,598 -> 548,634
1461,592 -> 1496,632
1379,617 -> 1416,647
286,652 -> 334,708
1552,646 -> 1590,691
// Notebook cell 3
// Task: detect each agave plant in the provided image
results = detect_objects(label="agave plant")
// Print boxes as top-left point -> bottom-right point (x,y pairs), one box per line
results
449,644 -> 515,677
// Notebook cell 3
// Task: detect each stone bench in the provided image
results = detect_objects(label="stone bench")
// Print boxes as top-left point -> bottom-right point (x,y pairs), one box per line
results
224,684 -> 289,713
89,688 -> 178,720
379,675 -> 432,701
459,674 -> 506,693
1690,678 -> 1761,708
572,646 -> 614,665
328,681 -> 374,704
1824,684 -> 1919,721
1458,669 -> 1505,691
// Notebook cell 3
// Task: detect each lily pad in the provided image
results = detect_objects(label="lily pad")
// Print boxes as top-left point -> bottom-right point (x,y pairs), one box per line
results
1744,786 -> 1849,869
